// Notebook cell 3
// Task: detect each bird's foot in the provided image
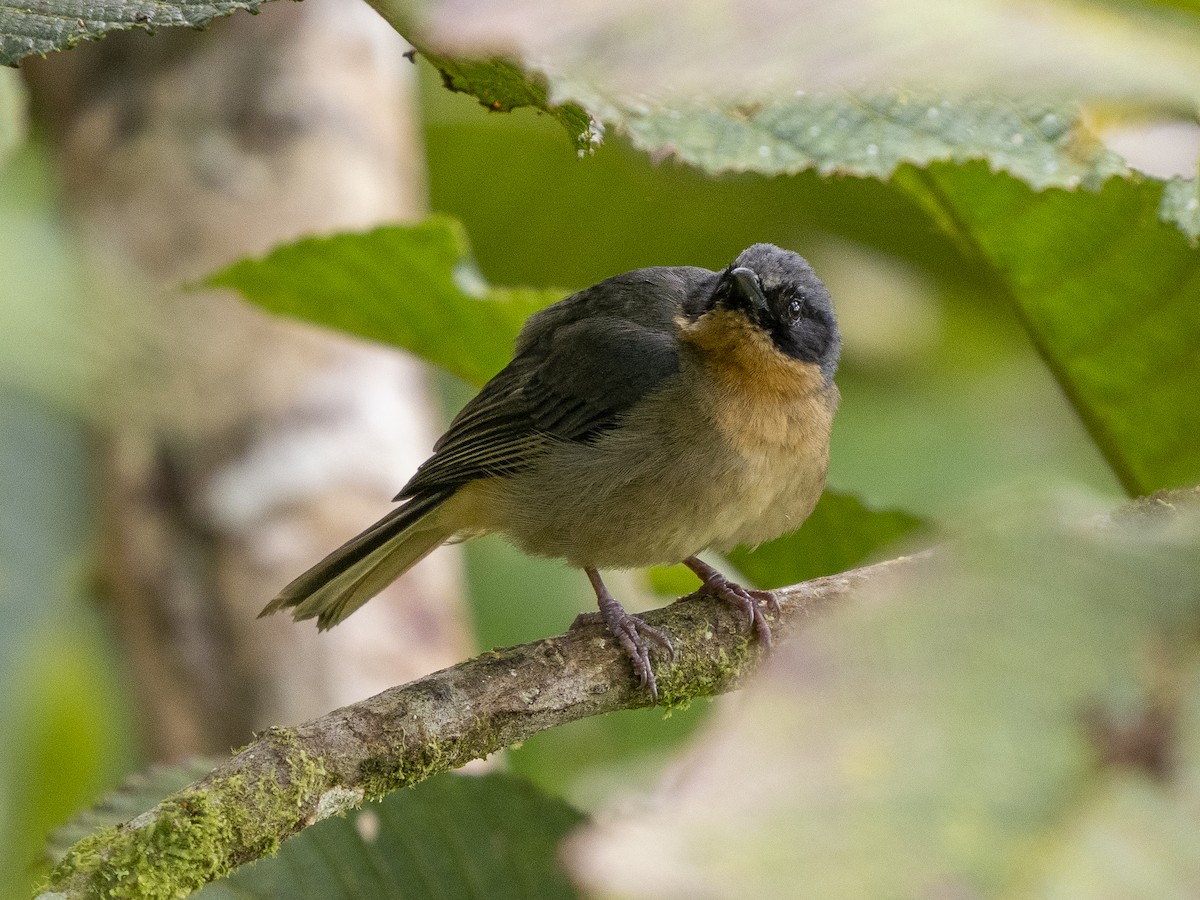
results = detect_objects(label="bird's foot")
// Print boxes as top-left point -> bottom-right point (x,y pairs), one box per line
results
579,569 -> 674,703
600,604 -> 674,704
683,556 -> 778,648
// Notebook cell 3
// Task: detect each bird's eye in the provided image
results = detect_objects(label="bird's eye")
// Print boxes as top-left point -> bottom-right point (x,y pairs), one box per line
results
786,298 -> 804,324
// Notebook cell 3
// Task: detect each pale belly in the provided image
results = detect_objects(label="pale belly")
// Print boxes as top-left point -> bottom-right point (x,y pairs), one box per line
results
466,373 -> 835,569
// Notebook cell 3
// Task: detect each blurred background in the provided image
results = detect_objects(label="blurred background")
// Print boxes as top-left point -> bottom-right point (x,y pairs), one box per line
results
0,0 -> 1158,893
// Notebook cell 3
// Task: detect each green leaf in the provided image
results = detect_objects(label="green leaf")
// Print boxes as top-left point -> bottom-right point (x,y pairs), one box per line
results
419,52 -> 600,155
580,90 -> 1200,244
895,164 -> 1200,495
354,0 -> 600,155
587,94 -> 1128,192
199,773 -> 584,899
422,0 -> 1200,107
726,489 -> 926,590
0,0 -> 269,67
404,0 -> 1197,195
205,216 -> 563,387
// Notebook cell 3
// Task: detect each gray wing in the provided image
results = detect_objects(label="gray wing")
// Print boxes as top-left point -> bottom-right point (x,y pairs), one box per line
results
396,316 -> 680,498
396,267 -> 713,500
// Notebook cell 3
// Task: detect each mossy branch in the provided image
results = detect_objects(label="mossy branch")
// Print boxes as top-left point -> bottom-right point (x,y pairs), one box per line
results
40,552 -> 928,898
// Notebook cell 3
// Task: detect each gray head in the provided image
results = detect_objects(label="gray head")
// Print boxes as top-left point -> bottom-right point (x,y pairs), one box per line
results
701,243 -> 841,382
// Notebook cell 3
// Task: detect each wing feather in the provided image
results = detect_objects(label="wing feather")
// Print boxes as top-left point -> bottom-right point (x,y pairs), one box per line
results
398,266 -> 716,499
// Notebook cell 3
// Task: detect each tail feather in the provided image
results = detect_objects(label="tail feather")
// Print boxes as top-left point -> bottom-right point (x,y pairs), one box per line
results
261,489 -> 456,629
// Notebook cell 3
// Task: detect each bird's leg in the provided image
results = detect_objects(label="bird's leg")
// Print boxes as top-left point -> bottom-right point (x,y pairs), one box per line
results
682,556 -> 778,648
576,567 -> 673,702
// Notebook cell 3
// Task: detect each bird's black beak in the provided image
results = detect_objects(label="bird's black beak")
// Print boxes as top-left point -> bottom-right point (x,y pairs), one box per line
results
728,266 -> 768,315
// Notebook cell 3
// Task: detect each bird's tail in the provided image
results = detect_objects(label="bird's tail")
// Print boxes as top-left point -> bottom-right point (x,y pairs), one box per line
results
260,489 -> 457,630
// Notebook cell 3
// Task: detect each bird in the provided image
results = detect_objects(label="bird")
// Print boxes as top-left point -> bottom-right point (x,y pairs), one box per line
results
261,243 -> 841,701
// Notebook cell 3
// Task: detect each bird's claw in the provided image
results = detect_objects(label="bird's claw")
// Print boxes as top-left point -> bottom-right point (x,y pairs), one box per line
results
705,581 -> 773,649
683,557 -> 777,649
604,612 -> 673,702
579,574 -> 675,703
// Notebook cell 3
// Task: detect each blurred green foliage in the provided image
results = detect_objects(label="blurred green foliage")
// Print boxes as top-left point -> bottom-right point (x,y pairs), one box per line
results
567,493 -> 1200,897
202,772 -> 583,898
0,149 -> 136,899
0,70 -> 24,167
